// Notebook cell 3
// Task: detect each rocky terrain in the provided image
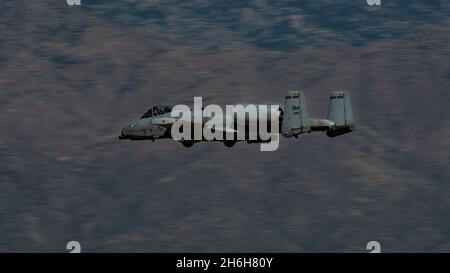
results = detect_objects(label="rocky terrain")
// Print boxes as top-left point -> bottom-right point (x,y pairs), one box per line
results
0,0 -> 449,252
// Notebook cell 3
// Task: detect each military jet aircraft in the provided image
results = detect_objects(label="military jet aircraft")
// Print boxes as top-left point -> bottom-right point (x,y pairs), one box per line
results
119,91 -> 355,147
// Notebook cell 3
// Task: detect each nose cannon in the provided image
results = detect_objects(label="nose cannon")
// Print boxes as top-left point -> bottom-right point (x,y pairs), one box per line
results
119,127 -> 129,139
119,123 -> 136,140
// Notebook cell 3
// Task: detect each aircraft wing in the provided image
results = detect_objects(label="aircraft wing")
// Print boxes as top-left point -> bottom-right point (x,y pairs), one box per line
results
153,116 -> 239,135
152,117 -> 177,128
205,125 -> 239,134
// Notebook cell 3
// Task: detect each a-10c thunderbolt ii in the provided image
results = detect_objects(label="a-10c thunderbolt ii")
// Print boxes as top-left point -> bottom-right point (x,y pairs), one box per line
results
119,91 -> 355,148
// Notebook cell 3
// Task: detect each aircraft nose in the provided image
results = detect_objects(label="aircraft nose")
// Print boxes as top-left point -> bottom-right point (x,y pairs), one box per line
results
119,124 -> 133,139
119,128 -> 127,139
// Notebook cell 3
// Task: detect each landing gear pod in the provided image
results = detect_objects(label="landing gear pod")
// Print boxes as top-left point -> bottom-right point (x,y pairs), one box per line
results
224,140 -> 236,147
181,140 -> 195,148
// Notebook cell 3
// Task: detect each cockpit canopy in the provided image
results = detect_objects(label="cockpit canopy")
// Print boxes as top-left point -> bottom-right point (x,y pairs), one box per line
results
140,105 -> 172,119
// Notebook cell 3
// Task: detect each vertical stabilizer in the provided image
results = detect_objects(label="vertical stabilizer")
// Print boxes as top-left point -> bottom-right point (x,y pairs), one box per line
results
326,91 -> 355,137
281,91 -> 310,138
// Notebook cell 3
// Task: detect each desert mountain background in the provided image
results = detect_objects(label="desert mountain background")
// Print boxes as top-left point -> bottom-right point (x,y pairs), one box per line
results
0,0 -> 449,252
